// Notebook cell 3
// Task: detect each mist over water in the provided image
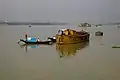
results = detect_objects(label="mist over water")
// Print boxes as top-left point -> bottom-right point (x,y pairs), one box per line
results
0,0 -> 120,24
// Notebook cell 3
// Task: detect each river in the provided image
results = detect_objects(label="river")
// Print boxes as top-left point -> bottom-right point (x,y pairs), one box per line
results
0,24 -> 120,80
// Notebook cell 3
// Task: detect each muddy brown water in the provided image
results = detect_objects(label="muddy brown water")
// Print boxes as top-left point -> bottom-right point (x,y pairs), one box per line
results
0,25 -> 120,80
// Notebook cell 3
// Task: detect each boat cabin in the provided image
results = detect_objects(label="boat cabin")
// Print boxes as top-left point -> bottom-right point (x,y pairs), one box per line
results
27,37 -> 38,42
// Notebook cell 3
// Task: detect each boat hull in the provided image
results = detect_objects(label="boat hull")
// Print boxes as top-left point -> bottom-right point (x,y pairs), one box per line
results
19,39 -> 53,45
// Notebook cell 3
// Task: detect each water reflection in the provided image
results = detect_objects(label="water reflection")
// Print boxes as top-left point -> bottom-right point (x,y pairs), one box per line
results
56,42 -> 89,58
19,44 -> 39,52
94,36 -> 104,45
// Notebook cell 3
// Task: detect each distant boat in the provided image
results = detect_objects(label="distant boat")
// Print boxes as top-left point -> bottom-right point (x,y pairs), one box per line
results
95,31 -> 103,36
78,23 -> 91,27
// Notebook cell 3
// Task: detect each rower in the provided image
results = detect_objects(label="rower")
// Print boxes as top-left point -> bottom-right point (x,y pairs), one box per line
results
25,32 -> 28,41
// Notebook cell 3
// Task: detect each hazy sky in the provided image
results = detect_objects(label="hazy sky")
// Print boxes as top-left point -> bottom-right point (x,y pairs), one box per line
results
0,0 -> 120,24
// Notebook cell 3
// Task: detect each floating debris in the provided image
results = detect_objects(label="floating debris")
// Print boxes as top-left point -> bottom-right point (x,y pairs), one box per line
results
29,24 -> 31,27
112,45 -> 120,48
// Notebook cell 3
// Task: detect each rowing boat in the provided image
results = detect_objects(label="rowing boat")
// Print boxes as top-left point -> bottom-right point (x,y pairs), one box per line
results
18,39 -> 53,45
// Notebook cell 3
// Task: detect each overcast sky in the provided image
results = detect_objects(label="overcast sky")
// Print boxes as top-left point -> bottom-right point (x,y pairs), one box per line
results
0,0 -> 120,24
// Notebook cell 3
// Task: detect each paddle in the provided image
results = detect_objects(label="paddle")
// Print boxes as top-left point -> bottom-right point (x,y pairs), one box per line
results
18,39 -> 23,44
17,40 -> 21,44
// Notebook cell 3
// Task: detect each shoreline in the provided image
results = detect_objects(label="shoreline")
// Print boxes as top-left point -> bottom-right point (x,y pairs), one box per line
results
0,22 -> 68,25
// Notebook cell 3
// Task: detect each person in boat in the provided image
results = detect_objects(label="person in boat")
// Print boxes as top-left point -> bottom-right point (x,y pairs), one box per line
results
58,28 -> 67,35
37,38 -> 40,42
25,33 -> 28,41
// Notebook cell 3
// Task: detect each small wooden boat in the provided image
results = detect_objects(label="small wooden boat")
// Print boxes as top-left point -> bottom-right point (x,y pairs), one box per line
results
18,39 -> 53,45
56,29 -> 90,44
18,34 -> 53,45
95,31 -> 103,36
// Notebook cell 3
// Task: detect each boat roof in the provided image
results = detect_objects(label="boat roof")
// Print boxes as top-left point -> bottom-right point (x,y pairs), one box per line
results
59,28 -> 67,31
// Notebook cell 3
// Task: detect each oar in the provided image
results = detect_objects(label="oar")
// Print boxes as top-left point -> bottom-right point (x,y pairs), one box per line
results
17,39 -> 21,44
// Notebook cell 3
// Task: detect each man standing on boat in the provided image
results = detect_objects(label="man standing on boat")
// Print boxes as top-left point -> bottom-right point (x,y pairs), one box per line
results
25,32 -> 28,41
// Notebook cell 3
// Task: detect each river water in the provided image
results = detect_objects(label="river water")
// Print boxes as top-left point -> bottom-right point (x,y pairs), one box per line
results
0,24 -> 120,80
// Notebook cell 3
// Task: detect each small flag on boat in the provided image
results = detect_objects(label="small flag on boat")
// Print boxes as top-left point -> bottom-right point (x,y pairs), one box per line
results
24,32 -> 28,34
